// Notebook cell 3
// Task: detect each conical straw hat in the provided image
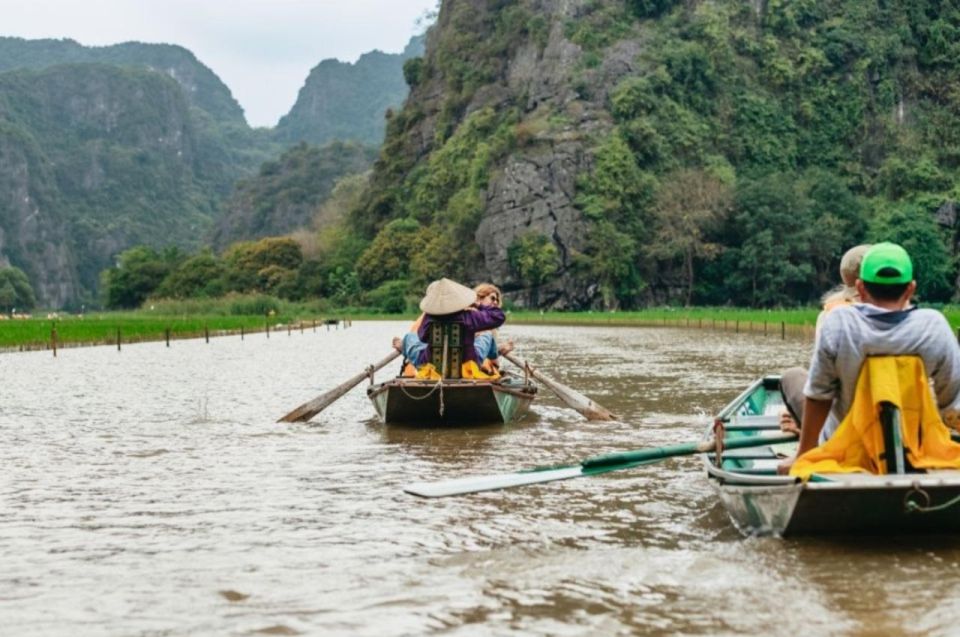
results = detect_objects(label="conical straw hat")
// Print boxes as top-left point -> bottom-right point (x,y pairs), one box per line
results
419,278 -> 476,315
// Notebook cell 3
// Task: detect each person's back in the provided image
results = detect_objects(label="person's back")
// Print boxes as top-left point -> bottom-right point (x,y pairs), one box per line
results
810,303 -> 960,442
780,242 -> 960,473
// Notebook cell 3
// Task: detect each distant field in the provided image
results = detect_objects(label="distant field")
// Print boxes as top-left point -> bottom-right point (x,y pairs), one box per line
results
3,305 -> 958,350
0,312 -> 332,349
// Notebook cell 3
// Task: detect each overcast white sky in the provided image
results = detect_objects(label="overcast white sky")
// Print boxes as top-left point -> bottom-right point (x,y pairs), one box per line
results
0,0 -> 438,127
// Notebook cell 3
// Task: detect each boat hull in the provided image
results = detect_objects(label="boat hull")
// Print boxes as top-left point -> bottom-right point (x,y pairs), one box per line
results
366,376 -> 537,426
705,376 -> 960,536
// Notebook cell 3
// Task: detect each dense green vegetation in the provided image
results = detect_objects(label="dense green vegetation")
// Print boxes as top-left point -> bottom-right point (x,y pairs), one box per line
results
0,266 -> 35,312
576,0 -> 960,308
212,141 -> 375,248
291,0 -> 960,310
0,37 -> 246,123
274,35 -> 425,146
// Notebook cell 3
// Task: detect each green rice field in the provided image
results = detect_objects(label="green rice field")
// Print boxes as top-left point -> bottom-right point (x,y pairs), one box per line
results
3,305 -> 958,351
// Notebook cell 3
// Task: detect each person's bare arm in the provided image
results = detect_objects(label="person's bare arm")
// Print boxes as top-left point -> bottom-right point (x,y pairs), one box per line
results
778,397 -> 831,474
797,397 -> 832,454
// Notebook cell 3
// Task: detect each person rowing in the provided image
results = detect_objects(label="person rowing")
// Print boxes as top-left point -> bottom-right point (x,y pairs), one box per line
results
392,278 -> 506,377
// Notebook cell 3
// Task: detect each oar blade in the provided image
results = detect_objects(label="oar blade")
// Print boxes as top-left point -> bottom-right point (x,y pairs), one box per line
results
277,396 -> 336,423
404,466 -> 584,498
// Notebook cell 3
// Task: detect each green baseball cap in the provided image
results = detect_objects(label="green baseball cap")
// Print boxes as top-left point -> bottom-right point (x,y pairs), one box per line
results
860,242 -> 913,284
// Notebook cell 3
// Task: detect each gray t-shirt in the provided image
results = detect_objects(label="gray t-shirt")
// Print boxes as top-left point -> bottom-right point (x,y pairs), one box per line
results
804,303 -> 960,443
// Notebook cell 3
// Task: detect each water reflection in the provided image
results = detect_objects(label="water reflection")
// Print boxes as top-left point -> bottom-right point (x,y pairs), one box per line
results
3,322 -> 958,636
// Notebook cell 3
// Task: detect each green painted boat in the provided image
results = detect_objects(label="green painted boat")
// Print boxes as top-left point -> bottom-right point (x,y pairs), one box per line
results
366,372 -> 537,426
704,376 -> 960,536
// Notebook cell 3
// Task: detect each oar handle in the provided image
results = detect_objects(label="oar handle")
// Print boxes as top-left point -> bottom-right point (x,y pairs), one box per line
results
581,434 -> 798,469
278,350 -> 401,422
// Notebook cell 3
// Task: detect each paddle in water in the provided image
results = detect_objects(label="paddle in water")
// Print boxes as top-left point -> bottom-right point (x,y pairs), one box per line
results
501,352 -> 616,421
278,350 -> 401,423
404,433 -> 798,497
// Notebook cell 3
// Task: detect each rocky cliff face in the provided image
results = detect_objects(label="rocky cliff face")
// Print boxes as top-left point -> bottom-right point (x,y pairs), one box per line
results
360,0 -> 639,308
274,35 -> 425,146
0,37 -> 246,124
0,128 -> 77,307
357,0 -> 960,307
0,64 -> 250,307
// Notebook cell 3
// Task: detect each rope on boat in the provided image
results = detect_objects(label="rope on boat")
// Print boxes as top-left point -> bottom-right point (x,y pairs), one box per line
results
904,484 -> 960,514
397,379 -> 445,416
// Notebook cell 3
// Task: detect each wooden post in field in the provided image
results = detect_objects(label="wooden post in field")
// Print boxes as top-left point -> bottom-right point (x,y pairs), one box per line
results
265,315 -> 270,339
312,319 -> 316,332
165,327 -> 170,347
116,328 -> 121,351
51,325 -> 57,357
241,325 -> 245,341
205,324 -> 210,344
287,323 -> 291,337
300,321 -> 304,335
781,321 -> 786,340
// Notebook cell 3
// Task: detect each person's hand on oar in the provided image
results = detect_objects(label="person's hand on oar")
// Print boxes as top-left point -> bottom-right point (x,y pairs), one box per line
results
278,350 -> 401,423
501,352 -> 616,421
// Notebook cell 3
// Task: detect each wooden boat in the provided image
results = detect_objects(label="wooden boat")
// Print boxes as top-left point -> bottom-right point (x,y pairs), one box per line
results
366,372 -> 537,426
703,376 -> 960,536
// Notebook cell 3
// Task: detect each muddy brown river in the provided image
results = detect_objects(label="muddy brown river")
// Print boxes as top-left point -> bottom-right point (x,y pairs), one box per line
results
3,321 -> 960,636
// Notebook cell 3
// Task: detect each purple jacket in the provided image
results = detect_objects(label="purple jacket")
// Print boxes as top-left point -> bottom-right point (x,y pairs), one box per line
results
416,305 -> 505,366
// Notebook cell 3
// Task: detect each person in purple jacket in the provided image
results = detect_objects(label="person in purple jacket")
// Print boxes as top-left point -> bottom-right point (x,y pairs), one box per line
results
413,277 -> 505,369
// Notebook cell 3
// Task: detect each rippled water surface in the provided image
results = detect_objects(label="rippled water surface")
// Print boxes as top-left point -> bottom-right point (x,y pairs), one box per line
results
3,321 -> 960,636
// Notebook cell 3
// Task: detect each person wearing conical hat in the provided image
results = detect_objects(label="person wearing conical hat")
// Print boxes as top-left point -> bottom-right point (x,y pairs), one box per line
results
394,281 -> 511,373
402,277 -> 505,370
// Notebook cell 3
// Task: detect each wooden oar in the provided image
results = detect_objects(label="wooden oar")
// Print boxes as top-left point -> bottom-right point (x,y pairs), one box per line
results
404,433 -> 797,497
278,350 -> 401,423
502,352 -> 616,421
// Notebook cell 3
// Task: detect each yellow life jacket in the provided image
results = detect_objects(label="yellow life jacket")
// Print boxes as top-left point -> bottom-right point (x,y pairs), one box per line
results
414,360 -> 500,381
790,356 -> 960,480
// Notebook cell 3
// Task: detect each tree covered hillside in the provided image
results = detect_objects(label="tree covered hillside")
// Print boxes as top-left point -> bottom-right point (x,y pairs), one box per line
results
0,63 -> 278,308
329,0 -> 960,309
274,35 -> 426,146
212,141 -> 376,249
0,37 -> 246,124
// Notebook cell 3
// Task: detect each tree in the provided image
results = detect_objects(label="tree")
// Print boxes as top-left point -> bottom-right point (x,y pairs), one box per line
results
155,250 -> 226,299
508,233 -> 560,304
722,174 -> 816,307
355,218 -> 428,288
868,202 -> 954,302
223,237 -> 304,294
581,222 -> 643,309
649,169 -> 732,305
0,267 -> 36,312
102,246 -> 179,309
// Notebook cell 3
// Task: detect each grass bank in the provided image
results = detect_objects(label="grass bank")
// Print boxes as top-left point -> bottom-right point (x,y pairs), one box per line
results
4,304 -> 958,350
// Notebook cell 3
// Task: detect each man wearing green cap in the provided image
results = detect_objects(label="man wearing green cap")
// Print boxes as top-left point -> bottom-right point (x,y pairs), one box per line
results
779,242 -> 960,473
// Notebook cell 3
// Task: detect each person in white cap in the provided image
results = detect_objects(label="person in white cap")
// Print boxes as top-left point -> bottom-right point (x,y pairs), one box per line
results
779,243 -> 871,434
